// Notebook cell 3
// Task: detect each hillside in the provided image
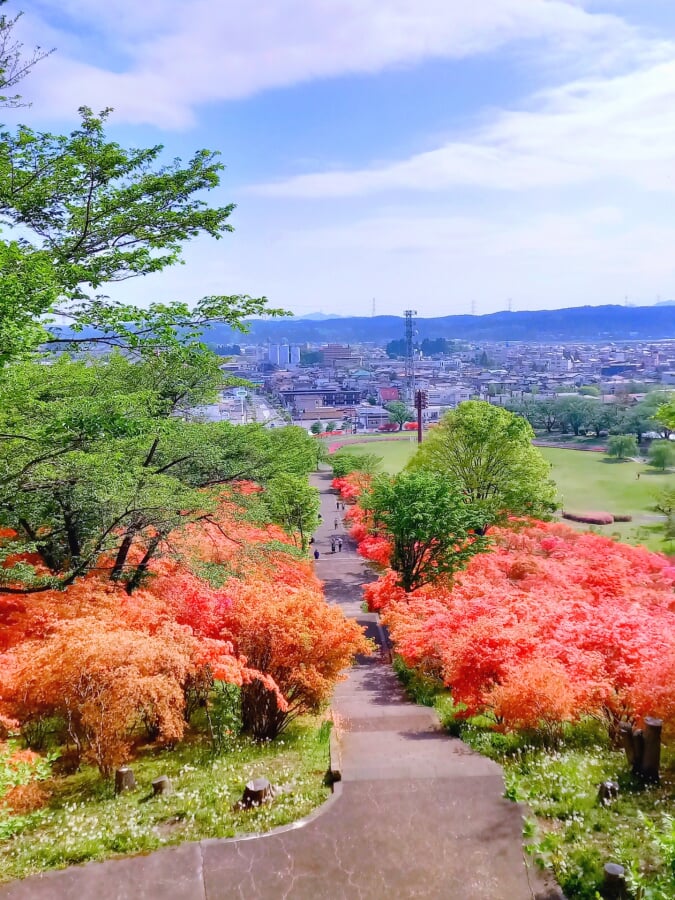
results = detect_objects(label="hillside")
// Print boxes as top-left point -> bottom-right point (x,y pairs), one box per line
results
200,305 -> 675,345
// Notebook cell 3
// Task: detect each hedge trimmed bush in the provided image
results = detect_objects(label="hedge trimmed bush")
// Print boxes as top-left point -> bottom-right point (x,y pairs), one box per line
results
562,511 -> 614,525
612,513 -> 633,523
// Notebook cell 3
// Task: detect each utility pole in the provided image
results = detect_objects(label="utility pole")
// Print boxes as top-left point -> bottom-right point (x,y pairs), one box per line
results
415,390 -> 428,444
404,309 -> 417,404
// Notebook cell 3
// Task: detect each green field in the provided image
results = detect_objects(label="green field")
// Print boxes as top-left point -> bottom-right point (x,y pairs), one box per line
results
339,440 -> 673,551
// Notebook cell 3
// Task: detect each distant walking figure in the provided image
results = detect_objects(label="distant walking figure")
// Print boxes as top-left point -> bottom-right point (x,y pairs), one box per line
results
338,538 -> 343,552
334,518 -> 339,529
313,549 -> 320,560
336,501 -> 340,510
636,473 -> 640,480
331,538 -> 336,553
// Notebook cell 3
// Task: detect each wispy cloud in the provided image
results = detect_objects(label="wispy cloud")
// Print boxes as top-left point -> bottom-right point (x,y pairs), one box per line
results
21,0 -> 628,127
250,49 -> 675,196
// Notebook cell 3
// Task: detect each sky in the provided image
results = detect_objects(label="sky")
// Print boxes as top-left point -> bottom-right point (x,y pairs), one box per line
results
13,0 -> 675,317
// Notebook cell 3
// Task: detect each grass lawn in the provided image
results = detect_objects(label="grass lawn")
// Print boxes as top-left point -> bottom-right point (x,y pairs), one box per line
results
341,441 -> 672,551
0,717 -> 330,883
336,438 -> 417,473
538,448 -> 672,551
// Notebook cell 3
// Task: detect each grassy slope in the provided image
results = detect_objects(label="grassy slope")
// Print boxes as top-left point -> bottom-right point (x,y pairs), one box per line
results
341,440 -> 672,551
0,719 -> 330,882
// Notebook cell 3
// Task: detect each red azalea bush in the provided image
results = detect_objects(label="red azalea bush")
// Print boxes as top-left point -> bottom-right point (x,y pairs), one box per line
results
377,523 -> 675,734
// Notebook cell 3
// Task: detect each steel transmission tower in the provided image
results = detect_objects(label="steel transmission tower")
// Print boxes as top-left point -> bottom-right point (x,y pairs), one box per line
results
404,309 -> 417,403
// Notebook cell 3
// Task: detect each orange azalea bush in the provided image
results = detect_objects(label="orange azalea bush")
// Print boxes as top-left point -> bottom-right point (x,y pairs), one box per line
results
0,485 -> 366,772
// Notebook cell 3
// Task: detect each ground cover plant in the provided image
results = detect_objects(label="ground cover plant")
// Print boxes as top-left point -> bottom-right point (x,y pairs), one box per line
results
0,717 -> 330,882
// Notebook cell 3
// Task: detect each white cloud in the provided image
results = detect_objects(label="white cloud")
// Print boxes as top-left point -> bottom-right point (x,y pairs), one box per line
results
250,52 -> 675,195
20,0 -> 628,127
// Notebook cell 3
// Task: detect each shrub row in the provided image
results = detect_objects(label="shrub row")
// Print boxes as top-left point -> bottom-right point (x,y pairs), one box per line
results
562,510 -> 632,525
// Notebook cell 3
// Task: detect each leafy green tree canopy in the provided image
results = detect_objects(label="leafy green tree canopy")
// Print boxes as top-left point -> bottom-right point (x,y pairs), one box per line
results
607,434 -> 638,461
331,451 -> 383,479
648,440 -> 675,472
408,400 -> 557,525
386,401 -> 414,431
365,471 -> 488,592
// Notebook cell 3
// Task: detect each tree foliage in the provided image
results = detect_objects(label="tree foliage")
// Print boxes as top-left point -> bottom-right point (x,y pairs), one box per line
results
648,440 -> 675,472
607,434 -> 638,460
408,401 -> 557,525
364,471 -> 488,592
386,401 -> 414,431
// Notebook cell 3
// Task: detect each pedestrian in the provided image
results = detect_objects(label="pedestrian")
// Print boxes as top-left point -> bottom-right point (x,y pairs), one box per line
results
309,536 -> 315,545
342,502 -> 346,511
334,517 -> 339,529
313,549 -> 320,560
338,538 -> 343,552
331,538 -> 336,553
636,473 -> 640,480
318,513 -> 322,522
336,500 -> 340,510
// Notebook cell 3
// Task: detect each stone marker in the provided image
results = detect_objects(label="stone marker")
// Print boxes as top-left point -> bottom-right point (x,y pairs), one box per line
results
114,767 -> 137,794
152,775 -> 174,796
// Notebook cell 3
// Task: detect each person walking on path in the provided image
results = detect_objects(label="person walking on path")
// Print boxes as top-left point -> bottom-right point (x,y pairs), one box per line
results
334,517 -> 339,529
337,537 -> 343,552
336,500 -> 340,510
331,538 -> 336,553
313,548 -> 320,560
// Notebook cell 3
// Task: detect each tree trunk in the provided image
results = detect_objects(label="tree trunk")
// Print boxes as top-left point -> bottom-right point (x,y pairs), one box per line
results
152,775 -> 174,796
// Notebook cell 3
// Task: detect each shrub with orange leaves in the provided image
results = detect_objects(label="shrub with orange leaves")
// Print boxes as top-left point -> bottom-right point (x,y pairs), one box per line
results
217,581 -> 371,739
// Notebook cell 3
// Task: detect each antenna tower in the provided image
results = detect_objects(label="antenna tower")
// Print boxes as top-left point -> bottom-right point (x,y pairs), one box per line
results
404,309 -> 417,403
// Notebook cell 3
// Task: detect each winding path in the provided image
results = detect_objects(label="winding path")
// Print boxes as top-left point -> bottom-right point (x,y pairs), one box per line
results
1,472 -> 560,899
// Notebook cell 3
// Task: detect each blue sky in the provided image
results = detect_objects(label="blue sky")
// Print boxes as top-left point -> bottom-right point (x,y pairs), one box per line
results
14,1 -> 675,317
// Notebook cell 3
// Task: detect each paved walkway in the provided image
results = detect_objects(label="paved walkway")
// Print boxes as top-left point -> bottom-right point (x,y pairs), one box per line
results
1,472 -> 560,899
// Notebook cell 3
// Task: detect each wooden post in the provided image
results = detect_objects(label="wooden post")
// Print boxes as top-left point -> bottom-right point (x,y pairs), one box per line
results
417,395 -> 423,444
602,863 -> 627,899
152,775 -> 174,796
632,728 -> 645,775
642,717 -> 662,783
114,767 -> 136,794
618,723 -> 634,768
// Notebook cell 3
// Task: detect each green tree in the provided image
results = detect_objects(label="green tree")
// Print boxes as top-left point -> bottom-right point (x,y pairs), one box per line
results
607,434 -> 638,461
310,421 -> 323,435
0,107 -> 285,364
584,403 -> 617,438
365,471 -> 488,592
579,385 -> 601,397
408,401 -> 557,526
326,421 -> 337,433
648,440 -> 675,472
555,397 -> 593,436
655,486 -> 675,544
265,474 -> 320,551
386,401 -> 414,431
0,355 -> 313,592
331,451 -> 382,478
657,397 -> 675,431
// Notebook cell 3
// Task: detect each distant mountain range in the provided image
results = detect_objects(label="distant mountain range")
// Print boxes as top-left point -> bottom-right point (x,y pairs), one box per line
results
200,304 -> 675,345
47,304 -> 675,348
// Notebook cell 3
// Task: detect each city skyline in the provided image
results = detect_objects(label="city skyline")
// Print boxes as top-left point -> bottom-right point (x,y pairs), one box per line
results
16,1 -> 675,316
